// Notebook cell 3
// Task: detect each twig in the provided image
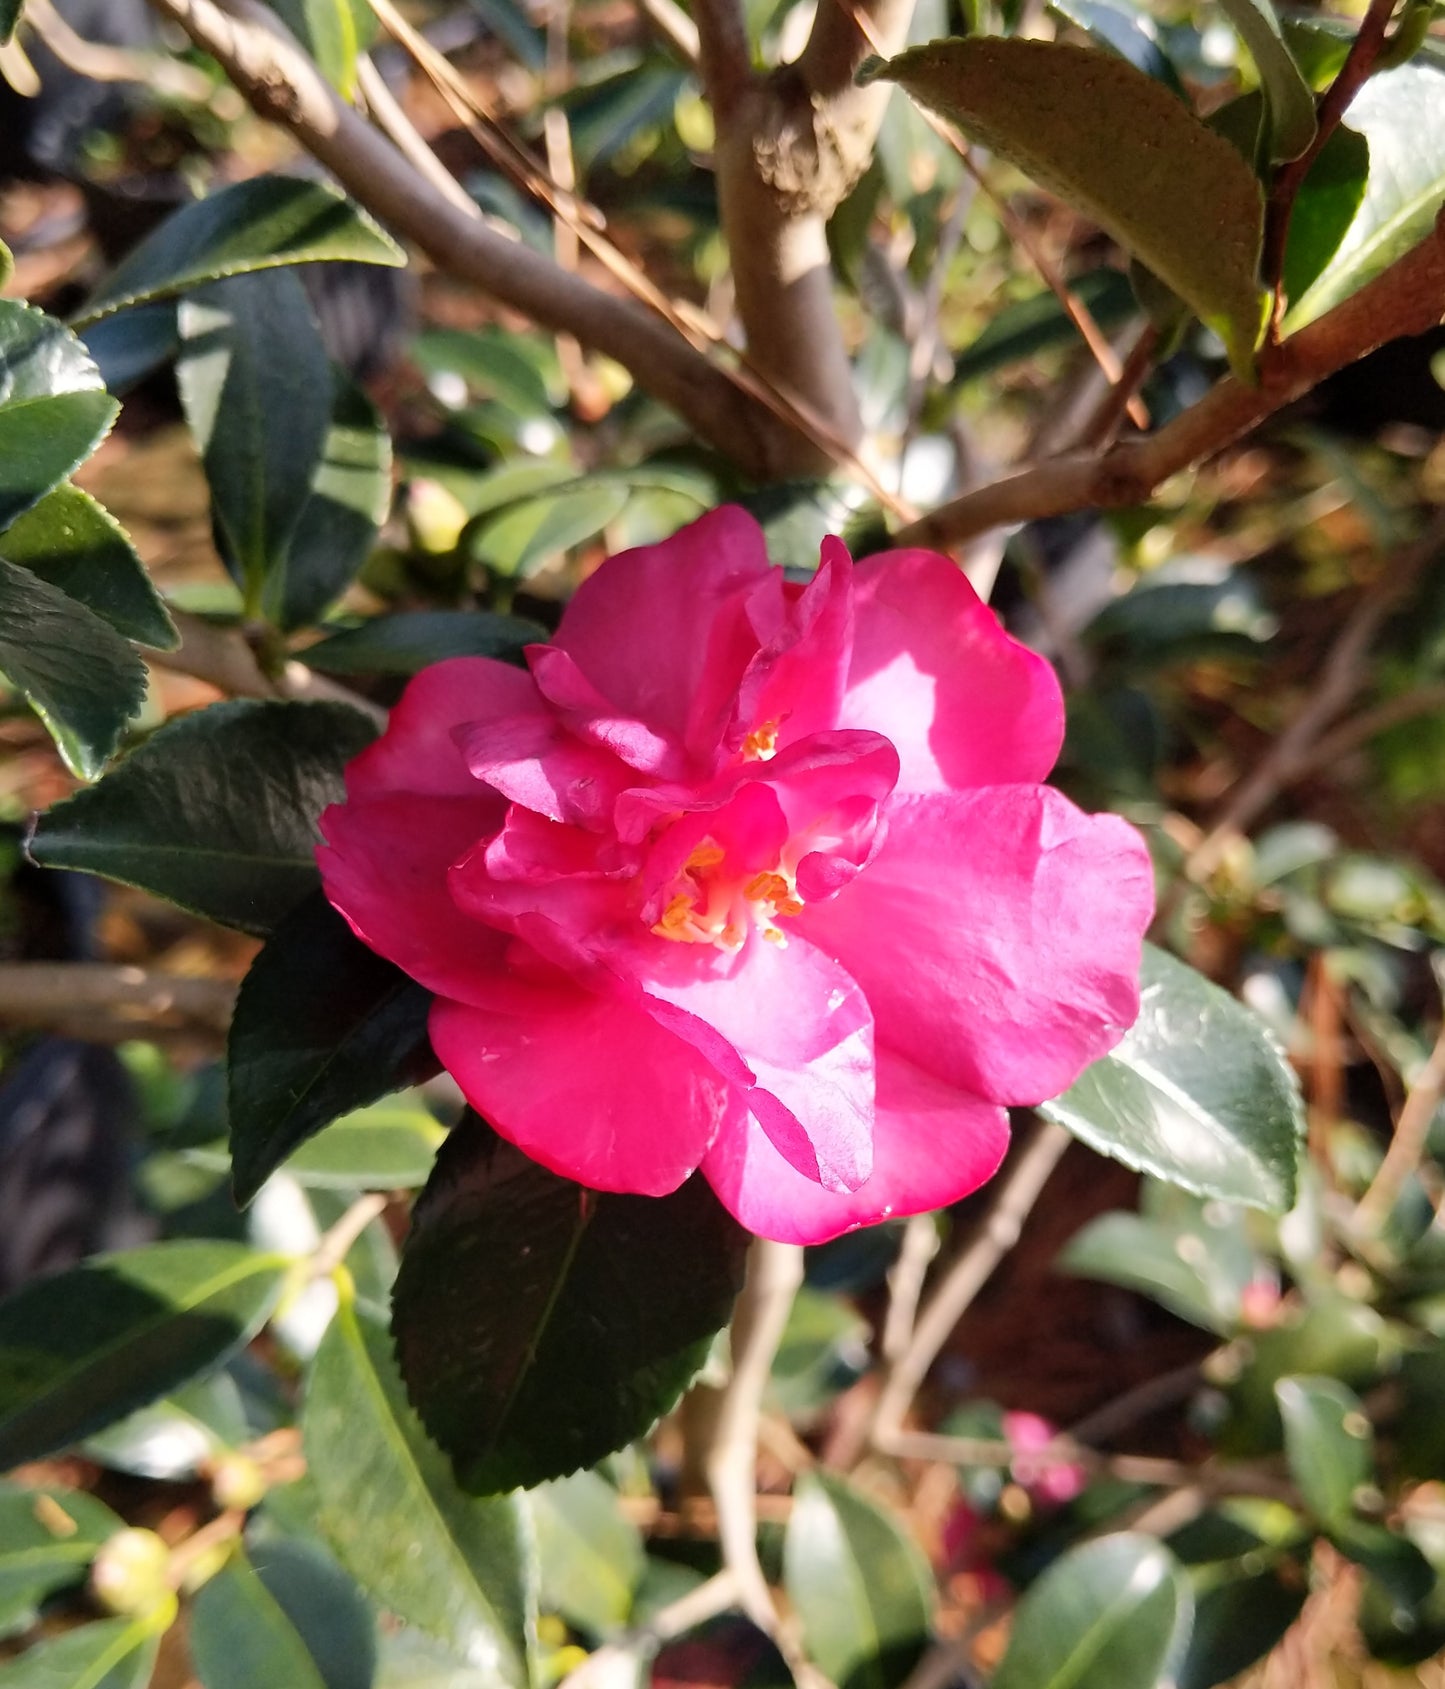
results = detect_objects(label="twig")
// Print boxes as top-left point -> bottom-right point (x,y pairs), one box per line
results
1354,987 -> 1445,1237
23,0 -> 213,100
1293,679 -> 1445,778
634,0 -> 701,67
881,1213 -> 941,1366
0,962 -> 236,1034
1184,510 -> 1445,882
893,211 -> 1445,549
354,53 -> 480,219
142,0 -> 815,480
873,1120 -> 1073,1442
1069,321 -> 1160,452
1063,1358 -> 1207,1447
558,1570 -> 742,1687
311,1192 -> 391,1277
1263,0 -> 1400,306
693,0 -> 753,124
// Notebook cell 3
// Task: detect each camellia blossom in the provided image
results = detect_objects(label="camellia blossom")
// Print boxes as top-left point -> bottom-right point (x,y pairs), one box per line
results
318,508 -> 1153,1244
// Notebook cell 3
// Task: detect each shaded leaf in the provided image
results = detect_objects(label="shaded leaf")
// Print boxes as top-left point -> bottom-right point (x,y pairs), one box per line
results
993,1533 -> 1193,1689
1333,1520 -> 1436,1610
247,1539 -> 378,1689
228,891 -> 436,1205
530,1471 -> 644,1637
470,480 -> 630,577
0,1610 -> 170,1689
76,176 -> 405,324
784,1471 -> 932,1689
952,268 -> 1138,386
0,1483 -> 123,1632
304,1295 -> 534,1682
300,611 -> 546,676
1060,1205 -> 1254,1333
82,1372 -> 248,1480
30,699 -> 378,934
0,1241 -> 290,1468
0,385 -> 117,533
1041,944 -> 1305,1211
1287,62 -> 1445,328
1275,1375 -> 1372,1528
0,4 -> 19,45
254,1097 -> 445,1191
191,1551 -> 330,1689
392,1118 -> 749,1493
1177,1569 -> 1305,1689
862,37 -> 1267,374
1048,0 -> 1185,95
269,372 -> 392,631
1,482 -> 178,650
0,555 -> 147,780
1215,0 -> 1315,161
178,270 -> 334,609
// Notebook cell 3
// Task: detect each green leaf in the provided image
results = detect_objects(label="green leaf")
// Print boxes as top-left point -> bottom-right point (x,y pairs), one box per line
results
264,1097 -> 446,1190
0,1241 -> 290,1469
268,372 -> 392,632
191,1550 -> 331,1689
783,1471 -> 932,1689
1059,1205 -> 1253,1333
178,270 -> 334,608
952,268 -> 1139,386
0,482 -> 178,650
392,1118 -> 749,1493
82,1372 -> 247,1479
300,611 -> 546,676
304,1295 -> 535,1683
0,1611 -> 168,1689
1177,1569 -> 1305,1689
1040,944 -> 1305,1211
1333,1519 -> 1435,1610
0,238 -> 11,289
0,301 -> 118,532
1275,1374 -> 1372,1528
1047,0 -> 1185,96
861,37 -> 1267,375
530,1471 -> 645,1637
0,555 -> 147,780
470,479 -> 630,577
1286,62 -> 1445,328
993,1533 -> 1193,1689
29,699 -> 378,934
75,176 -> 405,325
0,1483 -> 123,1633
228,891 -> 436,1204
1281,124 -> 1370,309
1215,0 -> 1316,161
267,0 -> 361,95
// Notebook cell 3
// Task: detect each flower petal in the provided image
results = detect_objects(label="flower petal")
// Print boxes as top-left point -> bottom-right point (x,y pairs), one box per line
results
345,657 -> 537,802
429,988 -> 742,1195
455,702 -> 633,827
703,1051 -> 1009,1244
553,506 -> 776,753
795,787 -> 1154,1105
841,550 -> 1065,793
318,791 -> 507,1004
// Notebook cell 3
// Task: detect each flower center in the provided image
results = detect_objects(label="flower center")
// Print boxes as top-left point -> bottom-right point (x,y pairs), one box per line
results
651,837 -> 803,951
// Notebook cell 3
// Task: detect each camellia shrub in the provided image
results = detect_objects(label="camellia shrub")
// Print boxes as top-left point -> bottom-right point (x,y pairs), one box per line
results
2,0 -> 1445,1683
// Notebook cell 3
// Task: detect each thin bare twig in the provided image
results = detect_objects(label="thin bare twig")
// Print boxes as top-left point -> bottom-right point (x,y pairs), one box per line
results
558,1570 -> 742,1687
311,1192 -> 392,1277
25,0 -> 213,98
873,1120 -> 1073,1441
1354,988 -> 1445,1236
881,1213 -> 941,1366
354,53 -> 479,218
0,962 -> 236,1034
634,0 -> 701,66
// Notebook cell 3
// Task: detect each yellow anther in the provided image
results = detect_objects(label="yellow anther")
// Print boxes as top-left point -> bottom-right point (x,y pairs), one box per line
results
742,720 -> 779,761
744,870 -> 791,904
762,926 -> 788,946
685,839 -> 726,871
653,893 -> 699,940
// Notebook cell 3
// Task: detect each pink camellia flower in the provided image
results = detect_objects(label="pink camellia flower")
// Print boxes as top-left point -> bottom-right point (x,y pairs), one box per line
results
317,508 -> 1153,1244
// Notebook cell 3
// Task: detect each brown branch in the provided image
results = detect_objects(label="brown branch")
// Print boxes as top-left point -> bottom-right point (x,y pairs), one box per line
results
1353,989 -> 1445,1236
693,0 -> 753,124
143,0 -> 815,480
896,212 -> 1445,550
0,963 -> 237,1034
1263,0 -> 1400,303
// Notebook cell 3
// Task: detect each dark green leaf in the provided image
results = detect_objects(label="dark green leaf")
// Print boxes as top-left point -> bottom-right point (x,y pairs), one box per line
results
248,1539 -> 378,1689
0,1483 -> 123,1632
0,390 -> 118,534
531,1471 -> 644,1637
191,1550 -> 330,1689
413,326 -> 559,414
1047,0 -> 1185,95
300,611 -> 546,676
80,302 -> 179,395
178,271 -> 334,608
0,1611 -> 168,1689
269,372 -> 392,631
1060,1205 -> 1253,1333
228,891 -> 436,1204
1286,62 -> 1445,328
0,298 -> 105,403
82,1372 -> 247,1479
1,482 -> 178,650
266,1098 -> 445,1190
1275,1374 -> 1372,1528
993,1533 -> 1193,1689
30,699 -> 378,934
1084,561 -> 1277,663
862,37 -> 1267,375
1040,944 -> 1305,1211
1215,0 -> 1315,161
784,1471 -> 932,1689
1333,1520 -> 1436,1609
1177,1569 -> 1305,1689
392,1118 -> 749,1492
304,1296 -> 534,1683
0,1241 -> 290,1469
0,555 -> 147,780
1282,124 -> 1370,308
75,176 -> 405,324
769,1287 -> 870,1420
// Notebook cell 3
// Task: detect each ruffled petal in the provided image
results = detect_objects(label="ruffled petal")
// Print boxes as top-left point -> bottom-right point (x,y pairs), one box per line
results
553,506 -> 782,757
636,933 -> 875,1194
429,988 -> 743,1195
703,1050 -> 1010,1244
840,550 -> 1065,793
455,703 -> 633,828
317,791 -> 508,1005
345,657 -> 537,802
795,787 -> 1154,1105
528,646 -> 688,779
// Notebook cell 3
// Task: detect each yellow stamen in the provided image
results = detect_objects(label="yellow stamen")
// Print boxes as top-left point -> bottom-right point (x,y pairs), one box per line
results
685,839 -> 726,871
744,870 -> 792,904
742,720 -> 779,761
